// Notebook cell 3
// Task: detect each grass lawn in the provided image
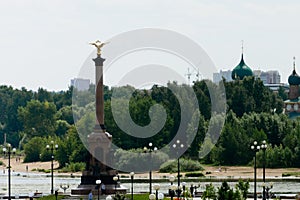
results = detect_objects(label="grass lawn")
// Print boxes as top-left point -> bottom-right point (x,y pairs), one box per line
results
38,195 -> 64,200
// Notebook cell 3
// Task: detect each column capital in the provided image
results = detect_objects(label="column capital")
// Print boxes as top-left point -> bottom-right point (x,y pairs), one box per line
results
93,56 -> 105,66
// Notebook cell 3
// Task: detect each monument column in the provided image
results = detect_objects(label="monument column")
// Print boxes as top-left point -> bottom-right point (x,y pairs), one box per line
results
93,55 -> 106,131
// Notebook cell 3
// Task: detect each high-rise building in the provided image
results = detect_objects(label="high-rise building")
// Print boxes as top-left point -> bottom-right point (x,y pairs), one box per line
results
213,70 -> 232,83
253,70 -> 281,84
70,78 -> 90,91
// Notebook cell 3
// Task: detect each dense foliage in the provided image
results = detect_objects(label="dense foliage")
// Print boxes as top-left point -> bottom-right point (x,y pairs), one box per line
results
0,76 -> 298,169
159,158 -> 203,173
202,180 -> 249,200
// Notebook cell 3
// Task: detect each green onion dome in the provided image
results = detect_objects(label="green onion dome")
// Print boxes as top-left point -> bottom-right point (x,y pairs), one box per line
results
231,54 -> 253,80
288,68 -> 300,85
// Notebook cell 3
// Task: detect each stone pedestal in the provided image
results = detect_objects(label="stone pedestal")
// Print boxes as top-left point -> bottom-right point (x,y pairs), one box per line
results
71,127 -> 126,195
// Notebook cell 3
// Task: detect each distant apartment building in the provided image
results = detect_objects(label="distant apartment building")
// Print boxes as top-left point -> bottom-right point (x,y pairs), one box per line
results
253,70 -> 281,84
70,78 -> 90,91
213,70 -> 233,83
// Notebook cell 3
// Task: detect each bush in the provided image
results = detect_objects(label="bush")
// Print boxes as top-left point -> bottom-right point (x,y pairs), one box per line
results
114,148 -> 169,172
185,172 -> 205,177
159,160 -> 177,173
159,158 -> 203,173
59,162 -> 85,173
31,168 -> 50,173
0,160 -> 3,166
202,183 -> 217,200
282,172 -> 300,177
236,179 -> 249,199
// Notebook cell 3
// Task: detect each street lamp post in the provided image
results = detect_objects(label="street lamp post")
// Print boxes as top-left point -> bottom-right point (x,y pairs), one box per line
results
261,140 -> 267,200
2,144 -> 16,200
96,180 -> 101,200
169,185 -> 177,200
251,141 -> 260,200
144,142 -> 157,194
172,140 -> 184,199
113,175 -> 118,194
265,183 -> 273,200
130,172 -> 134,200
182,182 -> 186,197
169,175 -> 175,200
153,184 -> 160,200
46,140 -> 58,194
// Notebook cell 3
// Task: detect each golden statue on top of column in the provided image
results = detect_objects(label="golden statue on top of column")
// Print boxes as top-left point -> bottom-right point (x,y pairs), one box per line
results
89,40 -> 108,55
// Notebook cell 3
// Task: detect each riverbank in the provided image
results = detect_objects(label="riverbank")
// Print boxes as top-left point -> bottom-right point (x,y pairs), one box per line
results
1,158 -> 300,196
0,157 -> 81,176
1,157 -> 300,180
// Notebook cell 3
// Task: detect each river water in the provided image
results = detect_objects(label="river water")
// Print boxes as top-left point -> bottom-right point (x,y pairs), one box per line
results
1,171 -> 300,197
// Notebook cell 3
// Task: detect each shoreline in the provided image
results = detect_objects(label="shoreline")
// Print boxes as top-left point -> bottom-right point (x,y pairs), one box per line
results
1,157 -> 300,180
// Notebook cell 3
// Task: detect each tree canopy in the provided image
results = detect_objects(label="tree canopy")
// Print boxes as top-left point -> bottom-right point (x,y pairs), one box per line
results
0,77 -> 297,168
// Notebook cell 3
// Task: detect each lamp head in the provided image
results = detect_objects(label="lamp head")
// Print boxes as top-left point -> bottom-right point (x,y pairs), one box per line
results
158,193 -> 164,200
169,175 -> 175,182
153,183 -> 160,190
149,194 -> 155,200
113,176 -> 118,181
106,195 -> 113,200
257,146 -> 260,150
170,185 -> 177,191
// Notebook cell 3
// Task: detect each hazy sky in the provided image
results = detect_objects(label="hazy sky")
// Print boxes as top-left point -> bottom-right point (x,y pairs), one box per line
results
0,0 -> 300,91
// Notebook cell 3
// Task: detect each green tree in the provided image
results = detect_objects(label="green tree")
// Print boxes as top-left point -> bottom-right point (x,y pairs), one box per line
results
202,183 -> 217,200
55,126 -> 87,167
236,179 -> 250,199
56,105 -> 74,124
18,100 -> 57,138
24,137 -> 45,162
34,88 -> 53,102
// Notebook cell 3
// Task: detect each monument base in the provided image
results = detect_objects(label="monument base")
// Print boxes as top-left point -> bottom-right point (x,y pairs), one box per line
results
71,170 -> 127,195
71,128 -> 127,196
71,185 -> 127,196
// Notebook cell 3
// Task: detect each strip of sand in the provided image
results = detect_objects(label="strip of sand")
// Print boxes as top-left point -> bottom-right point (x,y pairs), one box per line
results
1,157 -> 300,178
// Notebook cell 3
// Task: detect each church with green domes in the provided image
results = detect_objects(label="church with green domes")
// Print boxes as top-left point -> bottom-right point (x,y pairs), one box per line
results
284,57 -> 300,118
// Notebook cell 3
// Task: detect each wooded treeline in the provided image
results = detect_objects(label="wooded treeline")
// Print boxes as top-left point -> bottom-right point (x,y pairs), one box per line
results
0,77 -> 298,168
